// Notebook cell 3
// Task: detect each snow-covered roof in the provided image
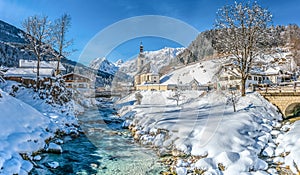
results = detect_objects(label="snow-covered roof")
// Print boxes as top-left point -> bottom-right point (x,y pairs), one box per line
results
264,67 -> 281,75
48,61 -> 66,71
4,68 -> 54,78
19,59 -> 66,71
190,78 -> 200,84
250,66 -> 291,76
160,60 -> 218,85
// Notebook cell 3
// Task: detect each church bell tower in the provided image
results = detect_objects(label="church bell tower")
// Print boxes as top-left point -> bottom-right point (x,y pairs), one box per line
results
137,42 -> 145,73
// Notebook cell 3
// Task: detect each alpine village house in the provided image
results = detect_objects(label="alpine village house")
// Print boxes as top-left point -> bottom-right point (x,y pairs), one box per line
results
3,59 -> 92,89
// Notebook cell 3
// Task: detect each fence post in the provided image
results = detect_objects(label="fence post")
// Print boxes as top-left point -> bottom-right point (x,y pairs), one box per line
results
279,86 -> 281,93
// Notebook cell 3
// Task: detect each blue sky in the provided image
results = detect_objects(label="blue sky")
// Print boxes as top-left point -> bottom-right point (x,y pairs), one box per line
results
1,0 -> 300,64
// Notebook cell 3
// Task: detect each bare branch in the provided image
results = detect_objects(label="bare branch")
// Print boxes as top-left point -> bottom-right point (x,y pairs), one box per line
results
212,1 -> 281,96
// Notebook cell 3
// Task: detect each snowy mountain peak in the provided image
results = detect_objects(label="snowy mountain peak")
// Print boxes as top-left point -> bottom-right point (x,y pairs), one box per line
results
89,57 -> 119,75
119,47 -> 185,76
115,59 -> 124,67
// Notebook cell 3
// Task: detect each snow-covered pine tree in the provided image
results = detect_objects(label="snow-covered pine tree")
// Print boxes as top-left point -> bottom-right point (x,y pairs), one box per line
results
40,76 -> 72,105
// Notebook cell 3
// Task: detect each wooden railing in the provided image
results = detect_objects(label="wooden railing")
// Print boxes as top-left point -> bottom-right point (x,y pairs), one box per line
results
257,82 -> 300,95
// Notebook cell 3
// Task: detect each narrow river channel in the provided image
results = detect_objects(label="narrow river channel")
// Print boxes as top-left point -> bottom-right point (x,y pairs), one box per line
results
31,100 -> 166,175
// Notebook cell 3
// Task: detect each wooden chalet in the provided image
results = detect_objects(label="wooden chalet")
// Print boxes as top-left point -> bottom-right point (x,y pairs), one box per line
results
62,73 -> 92,89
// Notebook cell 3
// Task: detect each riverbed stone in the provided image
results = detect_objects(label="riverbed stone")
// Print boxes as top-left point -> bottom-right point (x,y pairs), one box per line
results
46,143 -> 62,154
47,161 -> 59,169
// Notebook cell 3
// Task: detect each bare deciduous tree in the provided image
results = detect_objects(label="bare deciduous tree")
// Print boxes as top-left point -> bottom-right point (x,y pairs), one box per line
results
226,87 -> 239,112
213,1 -> 278,96
168,88 -> 183,106
287,24 -> 300,65
52,14 -> 73,75
22,15 -> 51,90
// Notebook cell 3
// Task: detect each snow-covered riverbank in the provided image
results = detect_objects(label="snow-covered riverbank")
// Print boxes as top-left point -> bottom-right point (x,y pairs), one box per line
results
117,90 -> 300,174
274,120 -> 300,174
0,81 -> 98,174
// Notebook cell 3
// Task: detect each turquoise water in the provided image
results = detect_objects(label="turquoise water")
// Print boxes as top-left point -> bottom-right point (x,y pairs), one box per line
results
31,103 -> 166,175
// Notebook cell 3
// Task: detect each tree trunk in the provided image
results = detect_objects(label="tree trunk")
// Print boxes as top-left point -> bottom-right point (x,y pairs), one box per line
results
232,99 -> 236,112
36,56 -> 40,90
241,77 -> 246,96
56,57 -> 60,75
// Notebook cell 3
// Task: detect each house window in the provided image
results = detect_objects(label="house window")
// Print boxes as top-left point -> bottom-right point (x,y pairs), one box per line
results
248,76 -> 252,80
225,77 -> 228,81
254,77 -> 257,81
220,77 -> 226,81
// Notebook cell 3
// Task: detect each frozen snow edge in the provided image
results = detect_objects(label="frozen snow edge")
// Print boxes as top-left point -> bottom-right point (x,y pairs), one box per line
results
0,81 -> 97,174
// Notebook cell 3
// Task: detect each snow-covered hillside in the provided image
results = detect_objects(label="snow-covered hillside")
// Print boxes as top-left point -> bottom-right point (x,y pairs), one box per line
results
118,47 -> 185,76
159,49 -> 294,86
160,60 -> 220,85
89,57 -> 119,75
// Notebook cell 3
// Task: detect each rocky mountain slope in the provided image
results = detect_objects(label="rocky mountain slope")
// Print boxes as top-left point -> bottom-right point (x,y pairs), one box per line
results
177,25 -> 300,65
89,57 -> 119,75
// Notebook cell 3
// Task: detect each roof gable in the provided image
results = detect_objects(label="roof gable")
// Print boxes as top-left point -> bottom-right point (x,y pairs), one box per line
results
62,72 -> 92,81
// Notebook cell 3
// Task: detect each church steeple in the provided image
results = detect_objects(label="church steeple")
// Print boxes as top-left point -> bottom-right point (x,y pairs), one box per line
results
137,42 -> 145,73
139,42 -> 143,53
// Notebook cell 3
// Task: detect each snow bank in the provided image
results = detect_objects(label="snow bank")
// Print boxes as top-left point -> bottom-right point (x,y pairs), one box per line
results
0,81 -> 91,174
1,81 -> 80,132
0,89 -> 51,174
118,90 -> 282,174
275,120 -> 300,173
